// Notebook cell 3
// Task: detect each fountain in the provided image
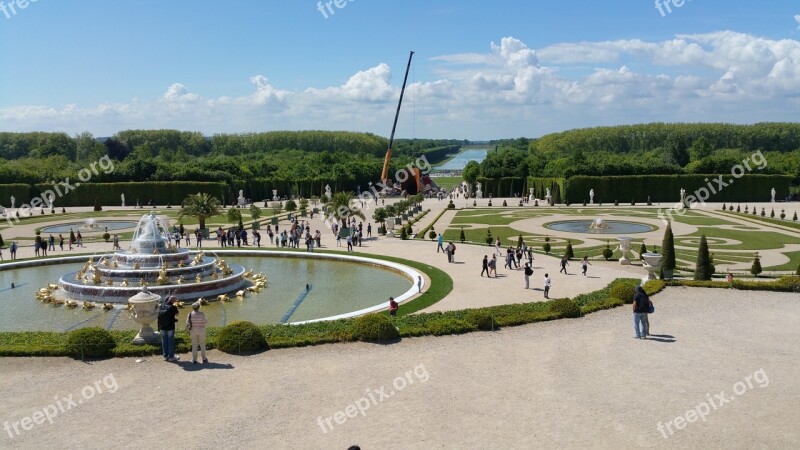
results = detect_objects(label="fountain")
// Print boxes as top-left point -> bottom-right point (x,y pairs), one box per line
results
589,218 -> 608,229
642,253 -> 663,281
55,212 -> 249,303
82,218 -> 99,230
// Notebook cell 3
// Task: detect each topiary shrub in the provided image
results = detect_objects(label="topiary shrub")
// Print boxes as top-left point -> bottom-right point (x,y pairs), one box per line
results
103,232 -> 111,242
565,240 -> 574,259
216,321 -> 269,354
459,228 -> 466,243
543,242 -> 551,254
66,327 -> 116,358
447,200 -> 455,209
485,228 -> 493,245
464,309 -> 494,331
428,230 -> 437,240
750,255 -> 762,277
353,314 -> 399,342
502,200 -> 507,206
549,298 -> 581,318
602,245 -> 613,260
610,283 -> 637,304
93,197 -> 102,212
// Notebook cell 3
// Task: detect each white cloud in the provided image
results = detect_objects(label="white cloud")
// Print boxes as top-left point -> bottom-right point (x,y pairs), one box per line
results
795,15 -> 800,29
2,32 -> 799,138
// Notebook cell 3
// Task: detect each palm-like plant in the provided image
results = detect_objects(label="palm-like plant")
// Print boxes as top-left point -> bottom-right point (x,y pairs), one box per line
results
324,192 -> 365,228
178,193 -> 221,230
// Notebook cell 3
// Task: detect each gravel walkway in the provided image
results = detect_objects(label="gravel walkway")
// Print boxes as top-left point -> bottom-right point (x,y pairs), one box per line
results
1,287 -> 798,449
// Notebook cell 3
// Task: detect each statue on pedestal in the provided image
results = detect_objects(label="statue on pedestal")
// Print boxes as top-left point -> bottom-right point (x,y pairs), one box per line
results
475,182 -> 483,199
121,193 -> 126,207
589,189 -> 594,204
771,188 -> 776,203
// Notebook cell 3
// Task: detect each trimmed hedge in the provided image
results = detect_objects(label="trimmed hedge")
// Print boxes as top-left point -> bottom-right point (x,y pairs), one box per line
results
549,298 -> 581,318
563,174 -> 792,204
464,309 -> 495,331
216,321 -> 269,354
66,327 -> 116,358
353,314 -> 399,342
610,283 -> 637,304
30,182 -> 227,207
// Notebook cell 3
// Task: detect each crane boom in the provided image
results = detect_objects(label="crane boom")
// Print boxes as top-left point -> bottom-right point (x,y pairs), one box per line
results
381,50 -> 415,185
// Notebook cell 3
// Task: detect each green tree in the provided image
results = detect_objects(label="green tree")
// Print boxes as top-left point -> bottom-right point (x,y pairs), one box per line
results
93,197 -> 102,212
639,241 -> 647,259
750,254 -> 762,277
324,192 -> 365,228
249,204 -> 262,221
178,193 -> 222,230
285,199 -> 297,212
372,207 -> 387,227
661,222 -> 676,271
226,207 -> 242,225
462,160 -> 481,191
694,235 -> 713,281
565,240 -> 574,259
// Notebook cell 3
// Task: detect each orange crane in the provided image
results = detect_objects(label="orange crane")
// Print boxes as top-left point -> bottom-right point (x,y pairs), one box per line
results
380,51 -> 421,195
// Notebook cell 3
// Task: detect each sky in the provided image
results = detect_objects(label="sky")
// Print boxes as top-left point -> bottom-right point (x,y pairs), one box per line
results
1,0 -> 799,139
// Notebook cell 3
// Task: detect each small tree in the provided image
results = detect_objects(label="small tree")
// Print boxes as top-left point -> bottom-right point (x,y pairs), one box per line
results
761,207 -> 765,217
565,240 -> 574,259
770,208 -> 775,218
750,254 -> 762,277
602,242 -> 613,260
661,221 -> 676,273
226,207 -> 242,225
736,204 -> 740,213
722,203 -> 727,211
400,226 -> 408,240
372,207 -> 387,228
794,211 -> 798,222
460,228 -> 466,243
93,197 -> 102,212
485,228 -> 493,245
285,199 -> 297,212
299,198 -> 309,212
694,235 -> 713,281
639,241 -> 647,259
249,204 -> 262,221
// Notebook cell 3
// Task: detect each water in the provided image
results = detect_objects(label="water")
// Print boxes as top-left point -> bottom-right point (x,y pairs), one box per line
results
545,220 -> 655,234
0,256 -> 412,331
40,221 -> 139,234
434,149 -> 488,170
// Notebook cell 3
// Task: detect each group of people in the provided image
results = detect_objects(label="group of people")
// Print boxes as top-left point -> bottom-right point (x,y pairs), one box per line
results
157,295 -> 208,364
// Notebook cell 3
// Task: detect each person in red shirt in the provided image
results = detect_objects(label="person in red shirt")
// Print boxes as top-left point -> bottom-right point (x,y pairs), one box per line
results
388,297 -> 398,317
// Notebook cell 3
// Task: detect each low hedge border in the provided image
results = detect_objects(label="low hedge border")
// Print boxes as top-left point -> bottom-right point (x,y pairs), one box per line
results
3,277 -> 795,358
415,208 -> 449,240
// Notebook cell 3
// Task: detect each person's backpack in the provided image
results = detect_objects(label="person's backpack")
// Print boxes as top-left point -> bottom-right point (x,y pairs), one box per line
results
157,306 -> 172,329
525,267 -> 533,276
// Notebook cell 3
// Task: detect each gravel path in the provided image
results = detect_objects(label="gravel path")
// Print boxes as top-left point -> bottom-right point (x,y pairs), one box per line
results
1,287 -> 798,449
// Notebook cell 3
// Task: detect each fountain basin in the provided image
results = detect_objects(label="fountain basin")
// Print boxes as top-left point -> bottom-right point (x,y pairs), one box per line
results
39,220 -> 138,234
545,220 -> 655,234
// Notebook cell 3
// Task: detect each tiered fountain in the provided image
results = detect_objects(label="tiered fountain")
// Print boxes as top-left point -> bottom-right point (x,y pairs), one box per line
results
56,212 -> 249,303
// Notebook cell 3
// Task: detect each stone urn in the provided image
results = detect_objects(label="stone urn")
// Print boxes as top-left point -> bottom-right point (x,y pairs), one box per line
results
641,253 -> 663,281
617,237 -> 633,265
128,288 -> 162,345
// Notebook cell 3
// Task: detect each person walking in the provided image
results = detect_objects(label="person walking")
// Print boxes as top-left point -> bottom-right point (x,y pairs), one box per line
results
559,255 -> 569,274
504,247 -> 513,270
9,242 -> 16,260
48,234 -> 55,251
187,301 -> 208,364
489,255 -> 497,277
447,242 -> 457,263
437,233 -> 444,253
346,234 -> 353,252
157,296 -> 180,362
367,223 -> 372,238
543,273 -> 551,299
524,263 -> 533,289
581,256 -> 592,276
495,237 -> 502,256
481,255 -> 489,277
388,297 -> 398,317
59,234 -> 64,251
633,285 -> 652,339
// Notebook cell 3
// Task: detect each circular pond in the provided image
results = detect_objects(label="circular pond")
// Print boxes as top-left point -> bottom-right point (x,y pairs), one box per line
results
0,253 -> 416,332
40,220 -> 139,234
545,220 -> 655,234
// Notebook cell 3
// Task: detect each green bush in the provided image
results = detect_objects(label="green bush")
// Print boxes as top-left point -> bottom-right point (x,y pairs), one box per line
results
102,232 -> 110,242
565,241 -> 574,259
694,235 -> 713,281
426,318 -> 476,336
400,226 -> 408,240
610,282 -> 637,304
464,310 -> 495,331
549,298 -> 581,318
485,228 -> 493,245
428,230 -> 437,239
750,255 -> 762,276
216,321 -> 269,354
353,314 -> 399,342
602,246 -> 613,260
459,228 -> 466,242
93,197 -> 102,212
447,200 -> 455,209
66,327 -> 116,358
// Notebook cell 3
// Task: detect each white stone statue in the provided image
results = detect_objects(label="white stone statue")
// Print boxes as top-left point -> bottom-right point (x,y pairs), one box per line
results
238,190 -> 246,207
771,188 -> 776,203
121,193 -> 126,207
529,188 -> 535,202
10,196 -> 14,209
273,189 -> 280,201
475,182 -> 483,199
46,192 -> 55,209
589,189 -> 594,204
324,185 -> 332,201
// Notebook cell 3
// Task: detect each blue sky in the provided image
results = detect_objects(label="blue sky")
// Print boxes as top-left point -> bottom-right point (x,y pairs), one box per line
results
1,0 -> 799,138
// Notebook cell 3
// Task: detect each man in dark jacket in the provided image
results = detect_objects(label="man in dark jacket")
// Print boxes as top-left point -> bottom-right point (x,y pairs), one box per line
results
633,286 -> 651,339
158,296 -> 180,361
